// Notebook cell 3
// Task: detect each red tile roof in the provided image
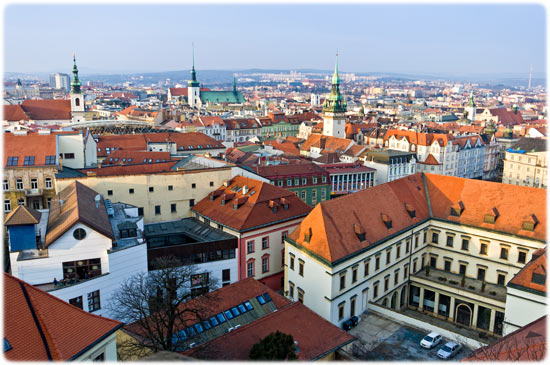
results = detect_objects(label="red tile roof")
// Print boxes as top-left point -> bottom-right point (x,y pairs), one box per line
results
45,181 -> 114,247
385,129 -> 453,147
263,140 -> 301,156
169,87 -> 210,97
96,134 -> 148,157
489,108 -> 525,126
300,134 -> 354,154
143,132 -> 224,149
249,161 -> 329,179
288,173 -> 546,264
223,118 -> 260,130
199,115 -> 224,127
464,315 -> 546,361
192,176 -> 312,232
20,99 -> 72,120
186,301 -> 355,360
102,151 -> 172,166
3,104 -> 30,121
78,161 -> 179,177
418,153 -> 440,165
4,273 -> 121,361
4,132 -> 57,167
508,249 -> 546,294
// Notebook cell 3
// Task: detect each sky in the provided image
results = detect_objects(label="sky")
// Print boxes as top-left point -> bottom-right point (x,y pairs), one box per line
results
2,3 -> 547,76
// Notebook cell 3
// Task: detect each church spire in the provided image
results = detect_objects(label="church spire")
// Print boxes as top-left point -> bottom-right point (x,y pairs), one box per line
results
188,43 -> 200,87
233,74 -> 237,93
332,52 -> 340,85
467,90 -> 476,107
323,53 -> 346,114
71,52 -> 82,94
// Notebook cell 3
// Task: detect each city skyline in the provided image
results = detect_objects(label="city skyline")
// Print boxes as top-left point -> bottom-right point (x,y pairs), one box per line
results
3,3 -> 547,76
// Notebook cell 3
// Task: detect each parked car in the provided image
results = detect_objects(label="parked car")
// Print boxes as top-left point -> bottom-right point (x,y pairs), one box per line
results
437,342 -> 462,359
342,316 -> 360,330
420,332 -> 442,349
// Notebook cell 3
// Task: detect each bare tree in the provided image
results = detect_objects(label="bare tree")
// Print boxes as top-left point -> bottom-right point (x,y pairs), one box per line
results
107,256 -> 219,359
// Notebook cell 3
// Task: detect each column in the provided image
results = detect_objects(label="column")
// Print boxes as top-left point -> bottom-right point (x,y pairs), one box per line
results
489,309 -> 496,333
418,287 -> 425,310
449,297 -> 455,321
472,303 -> 479,328
433,292 -> 440,317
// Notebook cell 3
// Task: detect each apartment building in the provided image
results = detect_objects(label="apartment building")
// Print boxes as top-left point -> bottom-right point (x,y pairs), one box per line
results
362,150 -> 417,186
284,173 -> 545,338
502,137 -> 547,188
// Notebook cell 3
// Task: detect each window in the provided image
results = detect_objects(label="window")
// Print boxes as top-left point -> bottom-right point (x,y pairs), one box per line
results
373,283 -> 379,298
459,263 -> 467,276
45,178 -> 52,189
189,199 -> 195,207
30,179 -> 38,189
384,277 -> 389,292
364,261 -> 370,277
63,153 -> 75,159
497,273 -> 506,286
500,247 -> 509,260
340,273 -> 346,290
298,260 -> 304,277
73,228 -> 86,240
262,256 -> 269,273
168,185 -> 173,191
461,239 -> 469,251
4,199 -> 11,212
149,187 -> 154,192
138,207 -> 144,216
171,203 -> 177,213
69,296 -> 83,309
444,260 -> 451,272
430,256 -> 437,268
247,260 -> 254,277
352,267 -> 358,283
302,177 -> 307,185
3,180 -> 8,190
446,236 -> 454,247
311,189 -> 317,202
321,189 -> 326,200
396,245 -> 401,259
404,265 -> 408,279
45,155 -> 56,165
312,177 -> 318,184
350,296 -> 356,317
278,180 -> 283,187
477,268 -> 486,281
432,232 -> 439,244
16,179 -> 23,190
247,240 -> 255,254
415,235 -> 419,248
338,302 -> 345,320
386,250 -> 391,265
287,179 -> 292,187
222,268 -> 230,282
375,256 -> 380,271
107,190 -> 113,196
288,281 -> 294,298
209,181 -> 214,187
405,240 -> 410,253
23,156 -> 35,166
518,251 -> 527,264
192,183 -> 196,189
155,205 -> 161,215
289,254 -> 295,270
6,157 -> 18,166
128,188 -> 135,194
394,270 -> 399,285
297,288 -> 304,303
47,198 -> 51,208
413,259 -> 417,273
322,175 -> 327,183
87,290 -> 101,312
262,236 -> 269,249
480,242 -> 488,255
294,178 -> 299,186
300,191 -> 306,200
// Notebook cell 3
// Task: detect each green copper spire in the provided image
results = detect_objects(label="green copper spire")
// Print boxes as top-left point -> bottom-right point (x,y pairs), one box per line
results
233,74 -> 237,93
323,53 -> 346,114
188,43 -> 200,87
71,52 -> 82,94
467,90 -> 476,107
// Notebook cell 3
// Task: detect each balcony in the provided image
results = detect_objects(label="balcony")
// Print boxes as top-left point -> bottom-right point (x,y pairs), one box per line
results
17,249 -> 49,261
25,188 -> 43,197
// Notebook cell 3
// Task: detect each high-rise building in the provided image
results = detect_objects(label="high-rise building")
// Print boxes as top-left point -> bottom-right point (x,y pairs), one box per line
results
49,73 -> 71,90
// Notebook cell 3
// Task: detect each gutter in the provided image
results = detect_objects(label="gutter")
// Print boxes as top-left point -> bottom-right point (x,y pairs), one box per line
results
68,323 -> 124,361
311,337 -> 356,361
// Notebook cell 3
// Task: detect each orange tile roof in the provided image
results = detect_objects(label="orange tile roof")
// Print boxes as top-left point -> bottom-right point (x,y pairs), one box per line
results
96,134 -> 148,157
300,134 -> 354,154
4,273 -> 121,361
199,115 -> 224,127
418,153 -> 440,165
223,118 -> 260,130
45,181 -> 114,247
384,129 -> 453,146
4,205 -> 41,226
186,301 -> 354,360
4,132 -> 57,167
102,151 -> 172,165
192,176 -> 312,232
508,249 -> 546,294
20,99 -> 72,120
78,161 -> 179,177
288,173 -> 546,264
3,104 -> 30,121
464,315 -> 546,361
264,140 -> 301,156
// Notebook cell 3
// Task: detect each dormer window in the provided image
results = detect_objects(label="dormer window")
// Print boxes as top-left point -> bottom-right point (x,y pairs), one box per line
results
484,207 -> 499,224
354,224 -> 366,241
304,227 -> 312,243
381,214 -> 392,229
522,214 -> 539,231
532,273 -> 546,285
404,203 -> 416,218
450,201 -> 465,217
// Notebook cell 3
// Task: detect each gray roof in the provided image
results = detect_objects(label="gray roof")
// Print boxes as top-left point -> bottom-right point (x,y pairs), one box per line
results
364,149 -> 416,164
145,217 -> 234,246
511,138 -> 547,153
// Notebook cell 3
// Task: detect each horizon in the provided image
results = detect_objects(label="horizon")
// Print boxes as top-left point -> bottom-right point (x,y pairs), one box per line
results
3,4 -> 547,76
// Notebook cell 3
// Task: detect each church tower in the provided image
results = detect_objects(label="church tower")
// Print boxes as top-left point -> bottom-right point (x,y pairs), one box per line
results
188,45 -> 201,108
465,90 -> 476,123
70,53 -> 85,123
322,54 -> 347,138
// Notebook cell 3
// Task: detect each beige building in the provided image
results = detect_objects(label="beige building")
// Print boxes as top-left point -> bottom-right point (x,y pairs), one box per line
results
502,137 -> 547,188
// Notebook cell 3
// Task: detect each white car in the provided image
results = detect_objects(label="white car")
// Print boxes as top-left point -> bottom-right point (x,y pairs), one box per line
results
437,341 -> 462,359
420,332 -> 442,349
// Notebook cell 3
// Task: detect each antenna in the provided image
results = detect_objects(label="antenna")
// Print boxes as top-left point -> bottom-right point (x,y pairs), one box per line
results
528,64 -> 533,90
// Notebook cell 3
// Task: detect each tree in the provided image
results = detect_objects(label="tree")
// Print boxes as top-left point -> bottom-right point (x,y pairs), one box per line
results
249,330 -> 298,360
107,256 -> 219,359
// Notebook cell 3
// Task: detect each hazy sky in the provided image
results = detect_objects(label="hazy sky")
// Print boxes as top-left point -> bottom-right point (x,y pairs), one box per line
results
3,3 -> 547,75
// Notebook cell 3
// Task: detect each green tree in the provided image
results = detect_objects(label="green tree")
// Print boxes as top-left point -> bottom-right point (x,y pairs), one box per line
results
249,331 -> 298,360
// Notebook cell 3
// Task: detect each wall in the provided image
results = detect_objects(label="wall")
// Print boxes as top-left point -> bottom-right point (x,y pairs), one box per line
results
74,332 -> 118,361
503,286 -> 547,335
58,134 -> 86,169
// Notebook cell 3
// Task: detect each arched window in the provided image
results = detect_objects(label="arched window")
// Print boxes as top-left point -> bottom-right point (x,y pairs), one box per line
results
75,98 -> 80,107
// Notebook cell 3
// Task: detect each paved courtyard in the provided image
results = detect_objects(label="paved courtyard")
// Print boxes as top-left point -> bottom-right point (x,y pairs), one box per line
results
347,312 -> 474,361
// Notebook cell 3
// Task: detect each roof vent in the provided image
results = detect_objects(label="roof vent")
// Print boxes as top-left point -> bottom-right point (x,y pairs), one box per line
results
221,193 -> 235,205
280,197 -> 289,210
269,200 -> 280,213
483,207 -> 499,224
223,180 -> 230,187
233,196 -> 248,210
522,214 -> 538,231
404,203 -> 416,218
242,185 -> 249,194
381,213 -> 392,229
450,201 -> 465,217
354,223 -> 366,241
94,194 -> 101,208
304,227 -> 312,243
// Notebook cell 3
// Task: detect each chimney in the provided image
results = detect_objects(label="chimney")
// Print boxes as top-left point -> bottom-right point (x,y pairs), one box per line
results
94,194 -> 101,208
242,185 -> 249,194
223,180 -> 230,187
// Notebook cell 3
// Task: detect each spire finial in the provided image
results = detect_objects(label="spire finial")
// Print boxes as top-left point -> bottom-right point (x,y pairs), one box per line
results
192,42 -> 195,69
